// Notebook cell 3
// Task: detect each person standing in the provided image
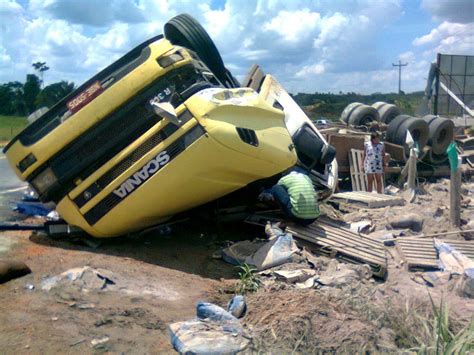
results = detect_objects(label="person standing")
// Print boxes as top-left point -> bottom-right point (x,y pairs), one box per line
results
362,132 -> 386,193
271,169 -> 319,225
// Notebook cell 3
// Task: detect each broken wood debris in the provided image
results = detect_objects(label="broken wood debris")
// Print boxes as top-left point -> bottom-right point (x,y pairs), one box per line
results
397,237 -> 474,271
286,220 -> 387,278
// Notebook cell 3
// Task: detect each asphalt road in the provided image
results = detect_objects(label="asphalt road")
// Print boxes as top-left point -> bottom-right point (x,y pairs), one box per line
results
0,153 -> 27,221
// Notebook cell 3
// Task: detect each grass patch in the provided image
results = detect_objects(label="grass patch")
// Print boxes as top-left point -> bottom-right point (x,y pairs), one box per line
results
0,115 -> 27,143
235,263 -> 261,294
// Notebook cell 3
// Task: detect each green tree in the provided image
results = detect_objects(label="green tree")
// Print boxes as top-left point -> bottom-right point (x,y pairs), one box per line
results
23,74 -> 41,114
32,61 -> 49,88
0,82 -> 25,115
35,81 -> 75,108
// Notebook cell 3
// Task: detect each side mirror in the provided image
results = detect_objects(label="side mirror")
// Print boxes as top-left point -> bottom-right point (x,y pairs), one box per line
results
150,100 -> 181,126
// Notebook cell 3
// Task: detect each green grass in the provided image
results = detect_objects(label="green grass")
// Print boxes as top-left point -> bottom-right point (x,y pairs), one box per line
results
0,115 -> 27,143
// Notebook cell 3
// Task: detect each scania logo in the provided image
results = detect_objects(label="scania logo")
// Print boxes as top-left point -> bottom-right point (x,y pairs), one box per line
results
113,151 -> 170,199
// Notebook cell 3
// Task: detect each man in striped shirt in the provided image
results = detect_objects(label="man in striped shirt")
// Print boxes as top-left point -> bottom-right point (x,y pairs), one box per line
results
271,169 -> 320,225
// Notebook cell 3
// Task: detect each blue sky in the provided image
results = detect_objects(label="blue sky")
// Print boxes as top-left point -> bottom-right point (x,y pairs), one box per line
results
0,0 -> 473,94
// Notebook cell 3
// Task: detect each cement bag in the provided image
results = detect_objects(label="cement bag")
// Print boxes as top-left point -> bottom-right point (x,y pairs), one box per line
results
169,319 -> 249,354
245,233 -> 298,271
196,302 -> 237,323
434,239 -> 474,275
227,295 -> 246,318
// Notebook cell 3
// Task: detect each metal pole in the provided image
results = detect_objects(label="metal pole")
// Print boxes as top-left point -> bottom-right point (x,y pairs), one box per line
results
450,167 -> 461,227
392,60 -> 408,95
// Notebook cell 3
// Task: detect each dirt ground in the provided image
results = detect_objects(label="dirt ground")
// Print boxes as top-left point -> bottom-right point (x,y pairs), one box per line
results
0,220 -> 250,353
0,180 -> 473,353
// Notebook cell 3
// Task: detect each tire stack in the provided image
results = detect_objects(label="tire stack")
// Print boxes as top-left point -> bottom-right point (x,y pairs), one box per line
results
371,102 -> 401,124
340,102 -> 380,126
421,115 -> 454,164
386,115 -> 429,156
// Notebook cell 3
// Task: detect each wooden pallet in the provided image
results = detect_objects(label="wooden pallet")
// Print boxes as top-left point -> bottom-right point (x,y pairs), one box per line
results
330,191 -> 405,208
349,149 -> 368,191
397,237 -> 474,271
244,213 -> 387,278
287,220 -> 387,278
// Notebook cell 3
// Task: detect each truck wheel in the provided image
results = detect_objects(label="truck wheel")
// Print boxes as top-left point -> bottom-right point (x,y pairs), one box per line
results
340,102 -> 363,124
386,114 -> 410,143
423,116 -> 454,155
394,117 -> 429,154
164,14 -> 236,87
348,105 -> 380,126
372,102 -> 401,124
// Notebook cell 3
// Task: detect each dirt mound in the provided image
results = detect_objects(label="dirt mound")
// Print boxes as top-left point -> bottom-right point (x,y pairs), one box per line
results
243,288 -> 380,353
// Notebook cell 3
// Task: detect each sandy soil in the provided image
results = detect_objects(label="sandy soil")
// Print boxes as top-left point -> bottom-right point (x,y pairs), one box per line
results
0,221 -> 249,353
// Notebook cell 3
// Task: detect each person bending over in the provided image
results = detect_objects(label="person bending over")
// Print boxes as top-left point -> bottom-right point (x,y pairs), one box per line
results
271,169 -> 319,225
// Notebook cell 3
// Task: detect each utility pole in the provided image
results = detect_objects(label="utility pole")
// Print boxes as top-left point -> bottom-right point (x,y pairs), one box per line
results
392,60 -> 408,95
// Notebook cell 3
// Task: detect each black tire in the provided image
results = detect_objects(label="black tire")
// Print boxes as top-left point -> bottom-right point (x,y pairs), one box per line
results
372,102 -> 401,124
423,149 -> 448,165
340,102 -> 363,124
394,117 -> 429,154
164,14 -> 236,87
423,116 -> 454,155
371,101 -> 386,111
348,105 -> 380,126
422,114 -> 437,125
386,114 -> 410,143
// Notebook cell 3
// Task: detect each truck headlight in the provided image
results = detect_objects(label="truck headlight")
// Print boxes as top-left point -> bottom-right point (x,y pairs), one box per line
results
157,52 -> 184,68
31,168 -> 57,194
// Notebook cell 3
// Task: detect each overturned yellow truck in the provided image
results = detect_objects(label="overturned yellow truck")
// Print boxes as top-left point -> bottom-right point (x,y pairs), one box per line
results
3,14 -> 337,237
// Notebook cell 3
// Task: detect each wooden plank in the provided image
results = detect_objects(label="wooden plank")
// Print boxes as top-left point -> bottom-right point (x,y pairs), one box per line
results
330,191 -> 405,208
349,149 -> 367,191
397,237 -> 474,271
287,221 -> 387,278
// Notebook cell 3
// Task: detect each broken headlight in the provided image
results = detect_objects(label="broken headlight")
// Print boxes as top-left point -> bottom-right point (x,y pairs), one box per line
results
31,168 -> 57,194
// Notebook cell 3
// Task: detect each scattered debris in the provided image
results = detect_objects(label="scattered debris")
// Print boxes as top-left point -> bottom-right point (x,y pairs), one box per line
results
398,237 -> 474,271
287,219 -> 387,278
221,226 -> 298,271
331,191 -> 405,208
273,269 -> 316,283
456,269 -> 474,298
169,301 -> 249,354
90,336 -> 110,347
434,239 -> 474,275
388,213 -> 424,232
317,261 -> 372,287
41,267 -> 116,292
0,259 -> 31,284
227,295 -> 246,319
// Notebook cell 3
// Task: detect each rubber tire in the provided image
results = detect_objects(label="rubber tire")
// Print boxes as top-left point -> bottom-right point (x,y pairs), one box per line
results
348,105 -> 380,126
423,149 -> 448,165
340,102 -> 363,124
394,117 -> 429,154
423,116 -> 454,155
372,102 -> 401,124
386,115 -> 410,143
164,14 -> 235,88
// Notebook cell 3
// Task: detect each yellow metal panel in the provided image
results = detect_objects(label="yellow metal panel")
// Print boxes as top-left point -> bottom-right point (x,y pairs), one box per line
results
5,39 -> 189,180
57,130 -> 296,237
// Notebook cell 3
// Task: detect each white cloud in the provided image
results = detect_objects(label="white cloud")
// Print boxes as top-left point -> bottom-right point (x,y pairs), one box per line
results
413,22 -> 474,56
0,0 -> 465,95
263,9 -> 320,42
421,0 -> 474,24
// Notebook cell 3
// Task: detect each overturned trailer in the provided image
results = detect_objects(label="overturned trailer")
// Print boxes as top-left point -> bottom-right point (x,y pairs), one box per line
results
3,14 -> 337,237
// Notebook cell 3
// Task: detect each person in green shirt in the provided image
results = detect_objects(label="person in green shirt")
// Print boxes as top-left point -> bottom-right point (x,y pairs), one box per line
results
271,169 -> 320,225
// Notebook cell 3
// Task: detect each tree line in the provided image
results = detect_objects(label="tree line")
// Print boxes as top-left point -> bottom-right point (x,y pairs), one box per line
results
292,91 -> 424,120
0,73 -> 74,116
